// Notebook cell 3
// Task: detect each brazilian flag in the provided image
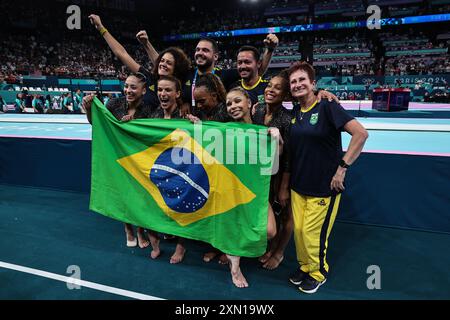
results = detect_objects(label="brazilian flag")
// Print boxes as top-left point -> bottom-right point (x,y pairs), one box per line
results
90,98 -> 274,257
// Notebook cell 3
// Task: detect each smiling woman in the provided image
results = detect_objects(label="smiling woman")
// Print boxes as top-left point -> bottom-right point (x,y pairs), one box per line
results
81,72 -> 157,258
252,71 -> 294,271
147,74 -> 189,264
88,14 -> 191,111
222,86 -> 280,289
284,61 -> 369,294
226,87 -> 253,123
123,73 -> 147,111
82,73 -> 150,124
151,75 -> 183,119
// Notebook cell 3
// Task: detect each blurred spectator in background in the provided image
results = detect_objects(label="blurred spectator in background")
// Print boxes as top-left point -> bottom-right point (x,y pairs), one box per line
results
73,89 -> 83,113
32,94 -> 44,113
14,93 -> 24,113
0,95 -> 6,112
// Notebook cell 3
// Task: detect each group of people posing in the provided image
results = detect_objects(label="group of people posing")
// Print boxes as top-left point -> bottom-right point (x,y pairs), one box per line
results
82,14 -> 368,294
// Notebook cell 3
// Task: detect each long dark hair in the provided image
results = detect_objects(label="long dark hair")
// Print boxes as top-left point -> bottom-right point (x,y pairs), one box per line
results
273,69 -> 292,101
128,72 -> 147,87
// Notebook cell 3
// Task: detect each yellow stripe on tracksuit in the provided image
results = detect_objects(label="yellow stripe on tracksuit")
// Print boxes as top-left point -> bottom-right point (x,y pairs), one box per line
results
291,190 -> 341,282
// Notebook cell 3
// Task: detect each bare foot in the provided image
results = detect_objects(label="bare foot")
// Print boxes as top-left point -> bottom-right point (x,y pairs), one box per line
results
227,255 -> 248,288
263,254 -> 284,270
149,237 -> 161,259
170,243 -> 186,264
125,229 -> 137,247
218,254 -> 229,265
126,237 -> 137,247
137,233 -> 150,249
231,267 -> 248,288
258,251 -> 273,264
203,251 -> 219,262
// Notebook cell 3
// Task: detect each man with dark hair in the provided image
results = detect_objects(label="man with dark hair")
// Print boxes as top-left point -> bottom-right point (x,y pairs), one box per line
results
190,35 -> 278,109
138,32 -> 279,108
195,37 -> 219,74
193,35 -> 277,87
232,45 -> 270,106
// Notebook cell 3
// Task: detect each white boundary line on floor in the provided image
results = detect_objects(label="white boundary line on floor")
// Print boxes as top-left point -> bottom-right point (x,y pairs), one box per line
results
0,261 -> 164,300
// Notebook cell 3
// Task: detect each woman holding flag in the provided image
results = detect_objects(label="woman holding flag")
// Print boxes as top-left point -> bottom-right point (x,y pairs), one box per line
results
186,73 -> 232,264
147,75 -> 188,264
189,73 -> 232,123
88,14 -> 191,111
252,71 -> 294,271
82,72 -> 156,251
224,86 -> 280,288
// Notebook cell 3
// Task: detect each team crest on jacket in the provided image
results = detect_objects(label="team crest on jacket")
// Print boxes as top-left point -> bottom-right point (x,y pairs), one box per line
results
310,113 -> 319,125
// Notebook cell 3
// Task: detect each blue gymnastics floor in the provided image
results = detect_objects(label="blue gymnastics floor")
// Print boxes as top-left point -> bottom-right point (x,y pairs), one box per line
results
1,115 -> 450,155
1,113 -> 449,300
1,184 -> 449,300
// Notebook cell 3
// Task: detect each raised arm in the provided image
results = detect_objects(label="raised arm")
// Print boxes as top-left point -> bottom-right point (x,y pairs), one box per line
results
136,30 -> 159,66
259,33 -> 279,76
88,14 -> 141,73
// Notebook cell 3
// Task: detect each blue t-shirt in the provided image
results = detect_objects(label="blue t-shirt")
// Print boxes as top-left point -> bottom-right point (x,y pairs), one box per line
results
288,100 -> 354,197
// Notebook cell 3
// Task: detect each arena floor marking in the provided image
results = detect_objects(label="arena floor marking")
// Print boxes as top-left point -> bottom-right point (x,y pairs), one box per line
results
0,260 -> 164,300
